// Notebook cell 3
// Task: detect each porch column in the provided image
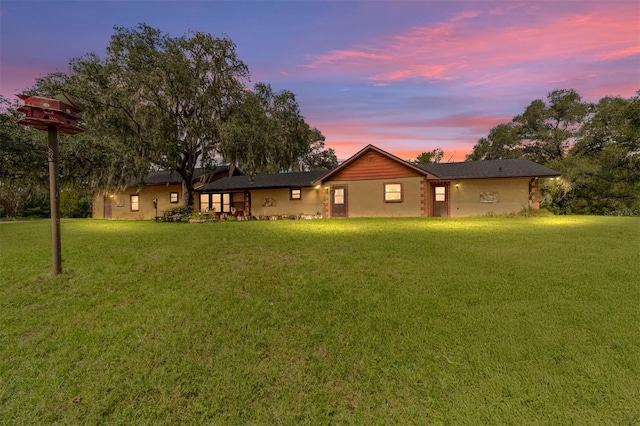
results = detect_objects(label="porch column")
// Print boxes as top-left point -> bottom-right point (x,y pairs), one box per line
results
529,178 -> 540,209
420,178 -> 429,217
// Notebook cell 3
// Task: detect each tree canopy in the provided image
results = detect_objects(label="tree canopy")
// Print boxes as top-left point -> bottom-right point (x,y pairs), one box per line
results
413,148 -> 445,164
467,89 -> 640,214
0,97 -> 96,218
29,24 -> 335,209
0,97 -> 46,217
218,83 -> 337,175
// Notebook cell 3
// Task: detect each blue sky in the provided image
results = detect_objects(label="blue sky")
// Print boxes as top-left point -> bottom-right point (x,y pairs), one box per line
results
1,0 -> 639,161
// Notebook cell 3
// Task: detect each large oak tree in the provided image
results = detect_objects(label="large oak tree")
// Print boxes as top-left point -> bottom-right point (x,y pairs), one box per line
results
34,24 -> 250,209
33,24 -> 336,209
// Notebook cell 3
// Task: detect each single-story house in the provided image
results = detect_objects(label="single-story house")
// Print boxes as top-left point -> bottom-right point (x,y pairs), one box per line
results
92,144 -> 560,219
194,144 -> 560,218
92,166 -> 241,220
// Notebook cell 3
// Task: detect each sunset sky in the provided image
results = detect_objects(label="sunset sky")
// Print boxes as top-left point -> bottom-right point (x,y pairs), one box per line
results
1,0 -> 638,161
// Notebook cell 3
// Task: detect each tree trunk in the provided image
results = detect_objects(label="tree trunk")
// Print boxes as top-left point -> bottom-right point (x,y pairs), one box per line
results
182,180 -> 193,211
0,200 -> 19,218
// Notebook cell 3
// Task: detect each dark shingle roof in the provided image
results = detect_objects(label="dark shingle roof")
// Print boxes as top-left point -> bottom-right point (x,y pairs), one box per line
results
196,170 -> 328,192
129,166 -> 231,186
417,159 -> 560,180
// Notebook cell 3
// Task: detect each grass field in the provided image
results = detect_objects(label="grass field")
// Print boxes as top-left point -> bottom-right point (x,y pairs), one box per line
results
1,216 -> 639,424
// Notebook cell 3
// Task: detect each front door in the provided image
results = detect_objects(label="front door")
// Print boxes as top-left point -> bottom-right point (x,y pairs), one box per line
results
331,186 -> 347,218
431,183 -> 449,217
103,195 -> 112,219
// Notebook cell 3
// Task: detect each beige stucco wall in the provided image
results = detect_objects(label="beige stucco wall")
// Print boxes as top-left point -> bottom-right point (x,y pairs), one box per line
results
327,177 -> 424,217
92,177 -> 534,219
249,187 -> 323,217
449,178 -> 530,217
93,184 -> 185,220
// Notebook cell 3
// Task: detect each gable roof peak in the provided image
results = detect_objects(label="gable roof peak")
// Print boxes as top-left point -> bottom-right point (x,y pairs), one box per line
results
314,144 -> 433,183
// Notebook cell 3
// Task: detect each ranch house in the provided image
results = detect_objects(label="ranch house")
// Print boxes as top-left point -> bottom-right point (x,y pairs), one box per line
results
93,144 -> 560,219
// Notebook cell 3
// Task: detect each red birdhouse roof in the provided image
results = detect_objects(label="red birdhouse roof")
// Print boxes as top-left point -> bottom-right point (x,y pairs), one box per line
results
17,93 -> 83,134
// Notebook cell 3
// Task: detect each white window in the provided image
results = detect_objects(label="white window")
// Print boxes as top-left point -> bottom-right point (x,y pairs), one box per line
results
222,194 -> 231,212
290,188 -> 302,200
384,183 -> 403,202
129,195 -> 140,212
170,192 -> 179,203
201,193 -> 232,213
435,186 -> 446,202
212,194 -> 222,213
334,188 -> 345,204
130,195 -> 139,212
200,194 -> 210,212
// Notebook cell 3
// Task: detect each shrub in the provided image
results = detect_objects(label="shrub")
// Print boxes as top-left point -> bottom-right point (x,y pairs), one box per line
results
161,206 -> 192,222
189,210 -> 217,222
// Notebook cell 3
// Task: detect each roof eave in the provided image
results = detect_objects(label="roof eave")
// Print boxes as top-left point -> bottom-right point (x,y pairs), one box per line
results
434,171 -> 562,180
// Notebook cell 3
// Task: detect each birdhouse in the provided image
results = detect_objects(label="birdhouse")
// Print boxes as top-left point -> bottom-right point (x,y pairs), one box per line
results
17,93 -> 83,134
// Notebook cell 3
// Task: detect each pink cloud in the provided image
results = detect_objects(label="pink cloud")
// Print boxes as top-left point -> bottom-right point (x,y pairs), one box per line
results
300,3 -> 639,97
304,49 -> 390,69
584,82 -> 640,101
417,115 -> 512,132
598,46 -> 640,61
312,49 -> 390,62
451,10 -> 481,22
372,65 -> 449,82
311,114 -> 509,162
313,112 -> 511,133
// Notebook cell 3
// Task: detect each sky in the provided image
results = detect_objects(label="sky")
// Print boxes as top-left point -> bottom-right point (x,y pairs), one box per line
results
1,1 -> 639,162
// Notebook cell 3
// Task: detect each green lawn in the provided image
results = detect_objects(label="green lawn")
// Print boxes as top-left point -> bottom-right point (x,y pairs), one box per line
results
1,217 -> 639,424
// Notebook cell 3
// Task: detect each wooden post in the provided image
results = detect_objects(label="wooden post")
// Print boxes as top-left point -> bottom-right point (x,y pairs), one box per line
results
16,94 -> 83,276
48,125 -> 62,275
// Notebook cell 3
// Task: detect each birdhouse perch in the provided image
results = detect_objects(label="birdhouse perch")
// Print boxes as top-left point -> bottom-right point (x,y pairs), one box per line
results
17,93 -> 83,134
